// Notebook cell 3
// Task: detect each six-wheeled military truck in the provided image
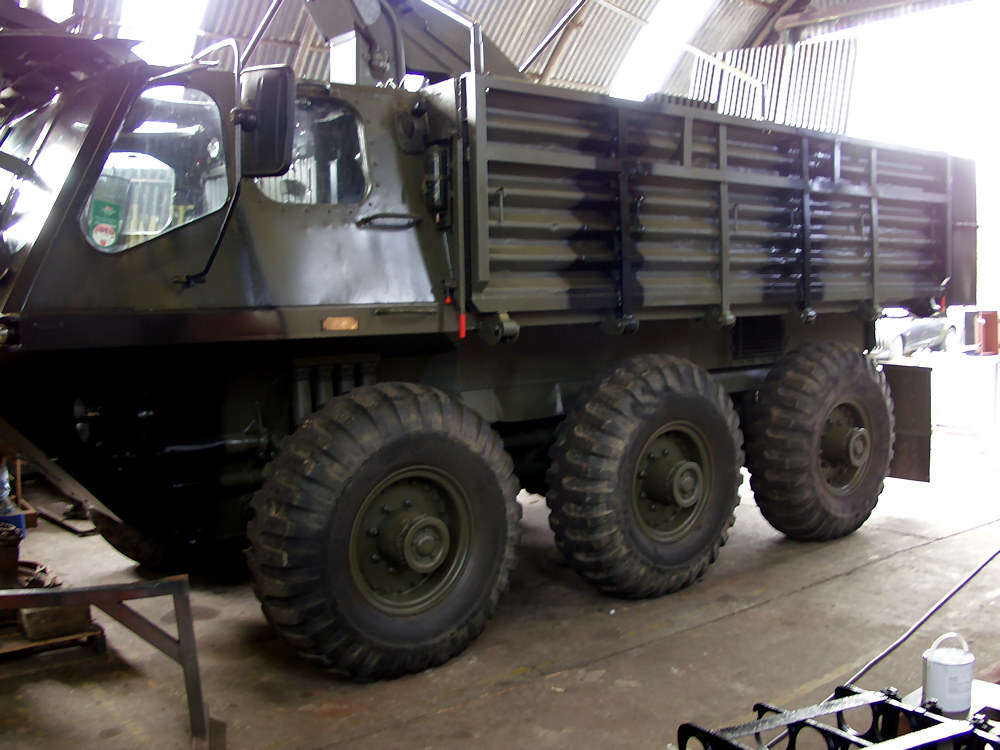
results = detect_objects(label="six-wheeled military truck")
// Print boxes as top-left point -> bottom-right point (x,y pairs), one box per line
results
0,0 -> 977,679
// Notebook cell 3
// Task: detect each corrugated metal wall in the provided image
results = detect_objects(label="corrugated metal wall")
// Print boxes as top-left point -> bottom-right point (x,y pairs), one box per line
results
688,38 -> 856,133
661,1 -> 775,98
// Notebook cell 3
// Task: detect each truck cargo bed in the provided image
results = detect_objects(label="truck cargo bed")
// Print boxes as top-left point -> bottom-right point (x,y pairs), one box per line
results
462,76 -> 976,321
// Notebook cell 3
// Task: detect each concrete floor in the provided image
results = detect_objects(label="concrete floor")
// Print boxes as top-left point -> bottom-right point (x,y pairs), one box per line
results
2,352 -> 999,750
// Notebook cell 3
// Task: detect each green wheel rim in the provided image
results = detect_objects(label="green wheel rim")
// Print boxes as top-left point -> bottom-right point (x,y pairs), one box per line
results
631,421 -> 713,542
819,398 -> 872,494
349,466 -> 473,614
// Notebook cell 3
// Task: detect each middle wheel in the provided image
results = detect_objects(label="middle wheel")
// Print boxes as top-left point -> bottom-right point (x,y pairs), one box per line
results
546,355 -> 744,598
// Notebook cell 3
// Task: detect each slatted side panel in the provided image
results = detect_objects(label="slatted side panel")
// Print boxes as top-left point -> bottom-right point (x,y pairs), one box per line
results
471,84 -> 621,312
467,77 -> 952,317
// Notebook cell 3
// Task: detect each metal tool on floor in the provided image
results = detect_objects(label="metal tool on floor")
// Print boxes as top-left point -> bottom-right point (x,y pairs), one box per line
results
679,682 -> 1000,750
678,548 -> 1000,750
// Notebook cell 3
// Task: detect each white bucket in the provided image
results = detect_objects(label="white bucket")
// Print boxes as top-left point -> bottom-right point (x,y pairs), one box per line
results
922,631 -> 975,713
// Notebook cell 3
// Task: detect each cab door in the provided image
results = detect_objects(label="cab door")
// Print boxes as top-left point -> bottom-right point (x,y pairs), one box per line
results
16,68 -> 244,329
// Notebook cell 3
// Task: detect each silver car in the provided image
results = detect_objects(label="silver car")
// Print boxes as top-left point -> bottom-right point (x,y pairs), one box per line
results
874,307 -> 958,360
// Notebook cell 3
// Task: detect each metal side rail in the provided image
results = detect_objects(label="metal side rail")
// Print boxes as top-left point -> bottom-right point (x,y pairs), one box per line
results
0,575 -> 211,748
679,684 -> 1000,750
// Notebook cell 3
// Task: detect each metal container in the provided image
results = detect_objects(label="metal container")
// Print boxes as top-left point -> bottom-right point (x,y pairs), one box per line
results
922,631 -> 975,714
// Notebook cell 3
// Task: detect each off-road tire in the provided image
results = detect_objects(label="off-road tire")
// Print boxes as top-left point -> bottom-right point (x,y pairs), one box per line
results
247,383 -> 520,681
546,355 -> 744,599
746,342 -> 895,540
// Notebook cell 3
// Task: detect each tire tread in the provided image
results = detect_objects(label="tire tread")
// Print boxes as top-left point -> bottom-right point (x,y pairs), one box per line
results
546,355 -> 743,599
247,383 -> 520,680
745,342 -> 895,540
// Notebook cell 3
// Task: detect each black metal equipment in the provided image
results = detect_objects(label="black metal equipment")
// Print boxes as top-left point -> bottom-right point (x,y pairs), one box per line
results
679,684 -> 1000,750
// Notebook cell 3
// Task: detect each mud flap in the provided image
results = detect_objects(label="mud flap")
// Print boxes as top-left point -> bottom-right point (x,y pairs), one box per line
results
882,363 -> 931,482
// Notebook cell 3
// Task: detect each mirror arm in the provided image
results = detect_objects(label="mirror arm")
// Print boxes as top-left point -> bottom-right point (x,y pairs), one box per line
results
173,36 -> 247,287
172,184 -> 241,287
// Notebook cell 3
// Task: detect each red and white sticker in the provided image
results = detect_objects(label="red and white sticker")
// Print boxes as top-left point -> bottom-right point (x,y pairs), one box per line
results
91,222 -> 118,247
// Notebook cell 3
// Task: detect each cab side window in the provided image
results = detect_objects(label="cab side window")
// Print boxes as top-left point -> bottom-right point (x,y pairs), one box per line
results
80,85 -> 228,253
256,98 -> 367,205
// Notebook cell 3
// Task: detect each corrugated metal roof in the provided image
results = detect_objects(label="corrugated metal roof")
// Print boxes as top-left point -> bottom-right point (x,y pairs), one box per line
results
663,0 -> 774,97
46,0 -> 978,92
200,0 -> 329,80
75,0 -> 123,38
453,0 -> 658,92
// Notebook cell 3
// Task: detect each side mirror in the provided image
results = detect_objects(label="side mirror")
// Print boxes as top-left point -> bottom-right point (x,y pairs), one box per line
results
238,65 -> 295,177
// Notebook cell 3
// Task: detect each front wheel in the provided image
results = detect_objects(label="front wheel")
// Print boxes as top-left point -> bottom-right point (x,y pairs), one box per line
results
247,383 -> 520,680
546,355 -> 744,598
745,342 -> 895,540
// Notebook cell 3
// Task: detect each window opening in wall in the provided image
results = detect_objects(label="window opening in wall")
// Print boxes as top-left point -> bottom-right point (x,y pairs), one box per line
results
256,98 -> 368,206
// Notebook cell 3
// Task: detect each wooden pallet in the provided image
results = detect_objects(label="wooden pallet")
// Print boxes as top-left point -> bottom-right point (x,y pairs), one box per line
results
0,620 -> 106,658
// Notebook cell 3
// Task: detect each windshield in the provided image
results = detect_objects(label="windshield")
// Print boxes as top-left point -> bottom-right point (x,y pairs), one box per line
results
0,95 -> 98,276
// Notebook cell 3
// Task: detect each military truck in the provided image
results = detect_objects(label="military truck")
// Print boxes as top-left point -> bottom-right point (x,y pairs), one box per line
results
0,0 -> 977,680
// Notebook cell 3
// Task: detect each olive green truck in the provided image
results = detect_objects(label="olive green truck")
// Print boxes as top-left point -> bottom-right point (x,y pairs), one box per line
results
0,0 -> 976,679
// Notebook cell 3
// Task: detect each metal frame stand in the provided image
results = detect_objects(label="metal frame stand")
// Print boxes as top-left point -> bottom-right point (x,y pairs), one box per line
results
0,575 -> 211,748
680,684 -> 1000,750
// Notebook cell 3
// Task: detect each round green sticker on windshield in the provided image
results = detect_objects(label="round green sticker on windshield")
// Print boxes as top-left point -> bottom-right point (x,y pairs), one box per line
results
90,199 -> 121,248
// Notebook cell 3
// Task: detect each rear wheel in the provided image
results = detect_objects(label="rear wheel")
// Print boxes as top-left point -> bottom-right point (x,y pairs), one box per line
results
546,355 -> 743,598
248,383 -> 520,680
745,342 -> 894,540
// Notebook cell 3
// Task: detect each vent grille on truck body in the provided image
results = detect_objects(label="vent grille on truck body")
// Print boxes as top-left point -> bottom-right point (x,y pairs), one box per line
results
732,316 -> 785,360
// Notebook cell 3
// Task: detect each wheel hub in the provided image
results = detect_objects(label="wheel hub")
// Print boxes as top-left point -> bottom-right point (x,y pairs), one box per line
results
670,461 -> 704,508
819,401 -> 872,491
350,468 -> 471,614
633,425 -> 711,541
845,427 -> 871,467
378,513 -> 450,574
